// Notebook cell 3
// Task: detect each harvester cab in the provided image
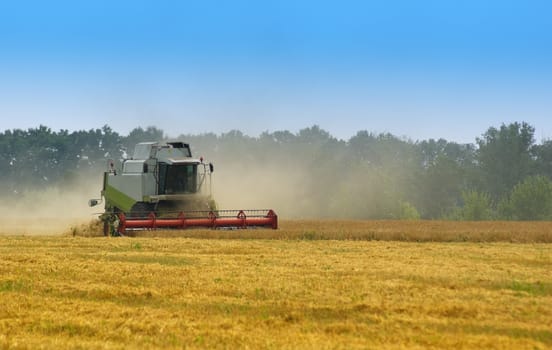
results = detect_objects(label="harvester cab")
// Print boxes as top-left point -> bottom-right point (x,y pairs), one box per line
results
90,141 -> 277,235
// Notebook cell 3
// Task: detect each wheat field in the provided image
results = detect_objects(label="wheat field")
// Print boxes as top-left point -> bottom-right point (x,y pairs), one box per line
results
1,220 -> 551,349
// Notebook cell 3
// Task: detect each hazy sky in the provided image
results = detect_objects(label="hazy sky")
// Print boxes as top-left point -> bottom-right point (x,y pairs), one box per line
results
0,0 -> 551,143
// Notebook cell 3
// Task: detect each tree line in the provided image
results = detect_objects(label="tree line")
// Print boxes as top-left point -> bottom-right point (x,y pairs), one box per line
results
1,121 -> 552,220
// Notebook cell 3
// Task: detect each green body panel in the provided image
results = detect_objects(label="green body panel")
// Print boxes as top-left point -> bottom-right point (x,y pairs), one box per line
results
104,184 -> 137,212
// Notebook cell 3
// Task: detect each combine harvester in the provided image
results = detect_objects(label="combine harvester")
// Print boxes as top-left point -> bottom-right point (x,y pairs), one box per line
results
89,141 -> 277,236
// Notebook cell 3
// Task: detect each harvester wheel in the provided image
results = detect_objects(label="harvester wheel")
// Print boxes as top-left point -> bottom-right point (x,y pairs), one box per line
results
103,221 -> 109,236
100,211 -> 113,236
100,209 -> 120,237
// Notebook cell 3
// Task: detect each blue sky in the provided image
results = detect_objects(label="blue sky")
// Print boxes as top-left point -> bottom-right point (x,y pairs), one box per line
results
0,0 -> 551,143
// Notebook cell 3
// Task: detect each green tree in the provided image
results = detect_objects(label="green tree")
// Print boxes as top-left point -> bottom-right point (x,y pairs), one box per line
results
460,190 -> 492,221
418,155 -> 465,219
499,175 -> 552,220
123,126 -> 165,155
415,139 -> 476,219
347,131 -> 421,219
533,140 -> 552,178
476,122 -> 535,200
398,200 -> 420,220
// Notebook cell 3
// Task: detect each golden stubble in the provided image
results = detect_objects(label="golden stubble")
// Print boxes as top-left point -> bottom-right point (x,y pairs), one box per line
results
0,233 -> 551,349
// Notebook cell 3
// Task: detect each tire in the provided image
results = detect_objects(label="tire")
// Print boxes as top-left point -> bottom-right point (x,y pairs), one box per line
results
103,221 -> 109,236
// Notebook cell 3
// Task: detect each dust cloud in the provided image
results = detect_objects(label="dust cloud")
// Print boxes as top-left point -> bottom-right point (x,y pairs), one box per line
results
0,156 -> 320,236
0,177 -> 101,235
210,161 -> 308,218
207,156 -> 401,220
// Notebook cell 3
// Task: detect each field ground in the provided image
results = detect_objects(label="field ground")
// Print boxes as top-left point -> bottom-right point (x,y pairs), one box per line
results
0,220 -> 551,349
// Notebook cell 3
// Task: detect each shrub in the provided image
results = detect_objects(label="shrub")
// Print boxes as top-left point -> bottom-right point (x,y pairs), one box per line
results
461,190 -> 492,221
398,200 -> 420,220
500,175 -> 552,220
